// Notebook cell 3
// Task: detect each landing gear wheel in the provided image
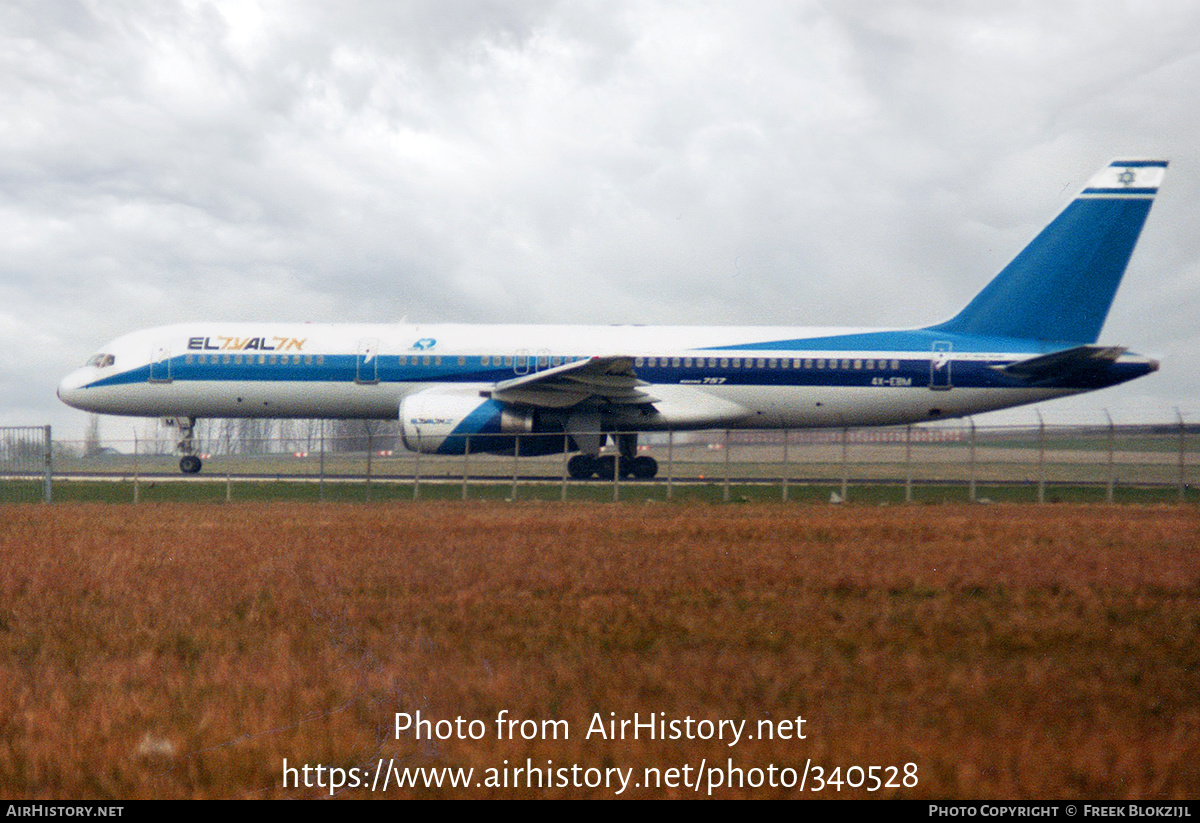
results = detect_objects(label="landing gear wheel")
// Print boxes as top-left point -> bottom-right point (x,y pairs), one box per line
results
594,455 -> 617,480
567,454 -> 596,480
630,455 -> 658,480
179,455 -> 203,474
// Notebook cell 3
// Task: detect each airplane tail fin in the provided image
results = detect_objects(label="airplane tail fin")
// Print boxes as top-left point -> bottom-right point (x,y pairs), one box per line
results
929,159 -> 1166,345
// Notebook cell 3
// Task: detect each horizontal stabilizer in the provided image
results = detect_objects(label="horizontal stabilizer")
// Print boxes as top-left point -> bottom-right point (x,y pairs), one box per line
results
993,345 -> 1126,383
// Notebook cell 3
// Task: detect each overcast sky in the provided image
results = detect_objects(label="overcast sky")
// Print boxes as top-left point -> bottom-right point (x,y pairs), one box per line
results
4,0 -> 1200,439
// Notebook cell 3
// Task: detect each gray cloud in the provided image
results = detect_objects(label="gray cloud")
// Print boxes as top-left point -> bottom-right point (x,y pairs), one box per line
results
2,0 -> 1199,434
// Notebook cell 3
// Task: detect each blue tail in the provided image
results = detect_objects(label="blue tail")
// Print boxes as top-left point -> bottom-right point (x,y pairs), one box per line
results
929,159 -> 1166,345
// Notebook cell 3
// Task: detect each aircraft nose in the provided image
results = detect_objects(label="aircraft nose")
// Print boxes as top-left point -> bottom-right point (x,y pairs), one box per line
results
57,368 -> 92,409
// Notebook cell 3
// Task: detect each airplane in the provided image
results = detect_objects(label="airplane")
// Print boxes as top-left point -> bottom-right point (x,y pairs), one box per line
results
58,158 -> 1166,479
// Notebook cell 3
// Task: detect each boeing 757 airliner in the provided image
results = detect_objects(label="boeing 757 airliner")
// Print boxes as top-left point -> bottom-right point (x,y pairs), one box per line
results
59,159 -> 1166,478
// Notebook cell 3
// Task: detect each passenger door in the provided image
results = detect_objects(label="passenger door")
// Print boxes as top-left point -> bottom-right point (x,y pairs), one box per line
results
149,344 -> 172,383
356,339 -> 380,384
930,341 -> 952,390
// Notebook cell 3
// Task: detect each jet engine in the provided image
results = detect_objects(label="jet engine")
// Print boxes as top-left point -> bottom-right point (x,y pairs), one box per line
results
399,388 -> 563,455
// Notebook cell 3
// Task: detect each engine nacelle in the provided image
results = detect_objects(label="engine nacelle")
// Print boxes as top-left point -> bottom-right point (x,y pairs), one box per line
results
399,388 -> 539,455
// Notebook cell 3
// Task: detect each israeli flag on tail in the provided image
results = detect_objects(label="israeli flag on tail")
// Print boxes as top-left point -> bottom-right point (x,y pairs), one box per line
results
1079,159 -> 1167,198
930,159 -> 1167,345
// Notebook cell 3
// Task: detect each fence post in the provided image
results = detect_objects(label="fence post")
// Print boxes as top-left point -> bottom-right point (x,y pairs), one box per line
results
613,432 -> 621,503
840,426 -> 849,503
133,431 -> 140,504
464,435 -> 471,501
366,428 -> 373,503
781,429 -> 790,502
319,420 -> 326,503
1036,410 -> 1045,504
1104,409 -> 1115,503
667,430 -> 674,501
511,433 -> 519,501
968,417 -> 977,503
1178,409 -> 1186,503
560,434 -> 568,502
42,425 -> 52,504
413,432 -> 421,501
905,424 -> 913,503
723,429 -> 731,502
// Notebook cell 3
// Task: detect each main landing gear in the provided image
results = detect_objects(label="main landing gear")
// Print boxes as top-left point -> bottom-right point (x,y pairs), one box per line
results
566,433 -> 659,480
169,416 -> 203,474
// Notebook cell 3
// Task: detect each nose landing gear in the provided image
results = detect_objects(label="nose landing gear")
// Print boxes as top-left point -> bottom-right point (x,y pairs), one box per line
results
179,454 -> 203,474
168,417 -> 203,474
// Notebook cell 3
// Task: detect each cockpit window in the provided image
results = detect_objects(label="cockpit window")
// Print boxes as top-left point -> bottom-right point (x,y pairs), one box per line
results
86,353 -> 116,368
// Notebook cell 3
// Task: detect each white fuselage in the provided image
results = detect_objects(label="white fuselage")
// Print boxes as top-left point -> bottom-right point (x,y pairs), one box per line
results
58,321 -> 1135,431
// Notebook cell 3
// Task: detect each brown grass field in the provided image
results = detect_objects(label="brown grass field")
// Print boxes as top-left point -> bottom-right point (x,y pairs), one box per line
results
0,502 -> 1197,799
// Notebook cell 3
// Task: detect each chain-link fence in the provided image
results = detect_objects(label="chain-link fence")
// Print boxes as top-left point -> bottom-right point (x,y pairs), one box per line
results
0,425 -> 52,503
26,419 -> 1200,504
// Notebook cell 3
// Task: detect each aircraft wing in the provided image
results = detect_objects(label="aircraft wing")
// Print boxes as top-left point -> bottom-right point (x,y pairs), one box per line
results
486,355 -> 657,408
993,345 -> 1126,384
